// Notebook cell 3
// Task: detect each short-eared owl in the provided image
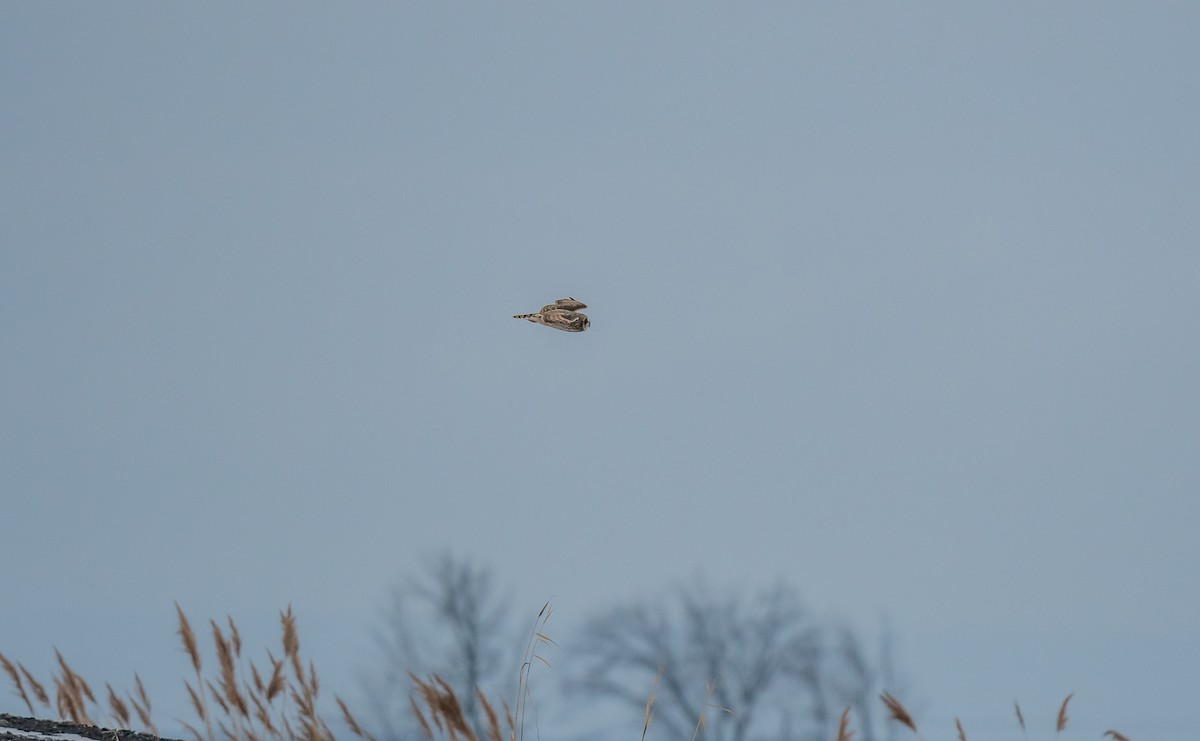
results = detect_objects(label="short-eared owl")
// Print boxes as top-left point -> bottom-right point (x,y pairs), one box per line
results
513,297 -> 590,332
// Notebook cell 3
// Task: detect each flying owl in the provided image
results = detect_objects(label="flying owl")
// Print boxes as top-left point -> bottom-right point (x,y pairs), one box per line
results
513,297 -> 590,332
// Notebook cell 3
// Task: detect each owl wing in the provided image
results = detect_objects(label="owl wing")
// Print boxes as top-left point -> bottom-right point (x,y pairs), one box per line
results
541,309 -> 589,332
542,297 -> 587,312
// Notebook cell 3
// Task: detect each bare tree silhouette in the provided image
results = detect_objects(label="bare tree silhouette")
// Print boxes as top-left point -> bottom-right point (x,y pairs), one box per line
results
363,553 -> 512,741
575,581 -> 880,741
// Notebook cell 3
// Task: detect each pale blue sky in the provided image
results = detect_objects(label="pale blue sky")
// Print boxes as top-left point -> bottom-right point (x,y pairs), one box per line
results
2,3 -> 1198,740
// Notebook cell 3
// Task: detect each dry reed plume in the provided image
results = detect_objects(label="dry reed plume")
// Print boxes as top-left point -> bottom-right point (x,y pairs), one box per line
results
514,601 -> 554,741
408,673 -> 513,741
833,706 -> 853,741
2,603 -> 1139,741
880,691 -> 918,736
878,690 -> 1128,738
1,604 -> 371,741
639,666 -> 660,741
1057,692 -> 1074,733
406,601 -> 549,741
873,691 -> 1134,741
688,681 -> 732,741
0,654 -> 34,717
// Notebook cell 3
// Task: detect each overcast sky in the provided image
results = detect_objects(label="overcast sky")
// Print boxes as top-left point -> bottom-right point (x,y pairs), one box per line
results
2,3 -> 1197,740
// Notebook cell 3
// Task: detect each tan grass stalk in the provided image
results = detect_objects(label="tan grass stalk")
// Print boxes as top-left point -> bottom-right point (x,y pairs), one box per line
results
0,652 -> 35,716
211,620 -> 248,723
834,706 -> 853,741
640,667 -> 661,741
53,676 -> 70,722
338,695 -> 376,741
281,606 -> 302,683
1056,693 -> 1073,733
434,674 -> 475,741
251,694 -> 280,740
55,674 -> 85,725
955,717 -> 966,741
296,660 -> 327,741
500,698 -> 515,741
181,719 -> 204,741
1103,731 -> 1131,741
691,681 -> 733,741
185,680 -> 207,723
477,688 -> 503,741
129,673 -> 157,736
53,650 -> 92,725
249,661 -> 266,696
279,607 -> 311,739
410,674 -> 441,733
307,661 -> 319,699
288,674 -> 330,741
288,687 -> 310,716
880,692 -> 916,734
409,672 -> 480,741
177,604 -> 212,741
107,682 -> 131,728
20,663 -> 51,710
247,690 -> 267,725
227,617 -> 242,658
207,679 -> 231,716
1014,701 -> 1025,732
177,603 -> 202,675
515,602 -> 552,741
265,654 -> 286,703
411,695 -> 435,741
56,650 -> 96,706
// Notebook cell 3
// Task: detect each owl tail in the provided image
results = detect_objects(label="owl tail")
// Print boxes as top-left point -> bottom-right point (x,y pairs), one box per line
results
512,313 -> 541,321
